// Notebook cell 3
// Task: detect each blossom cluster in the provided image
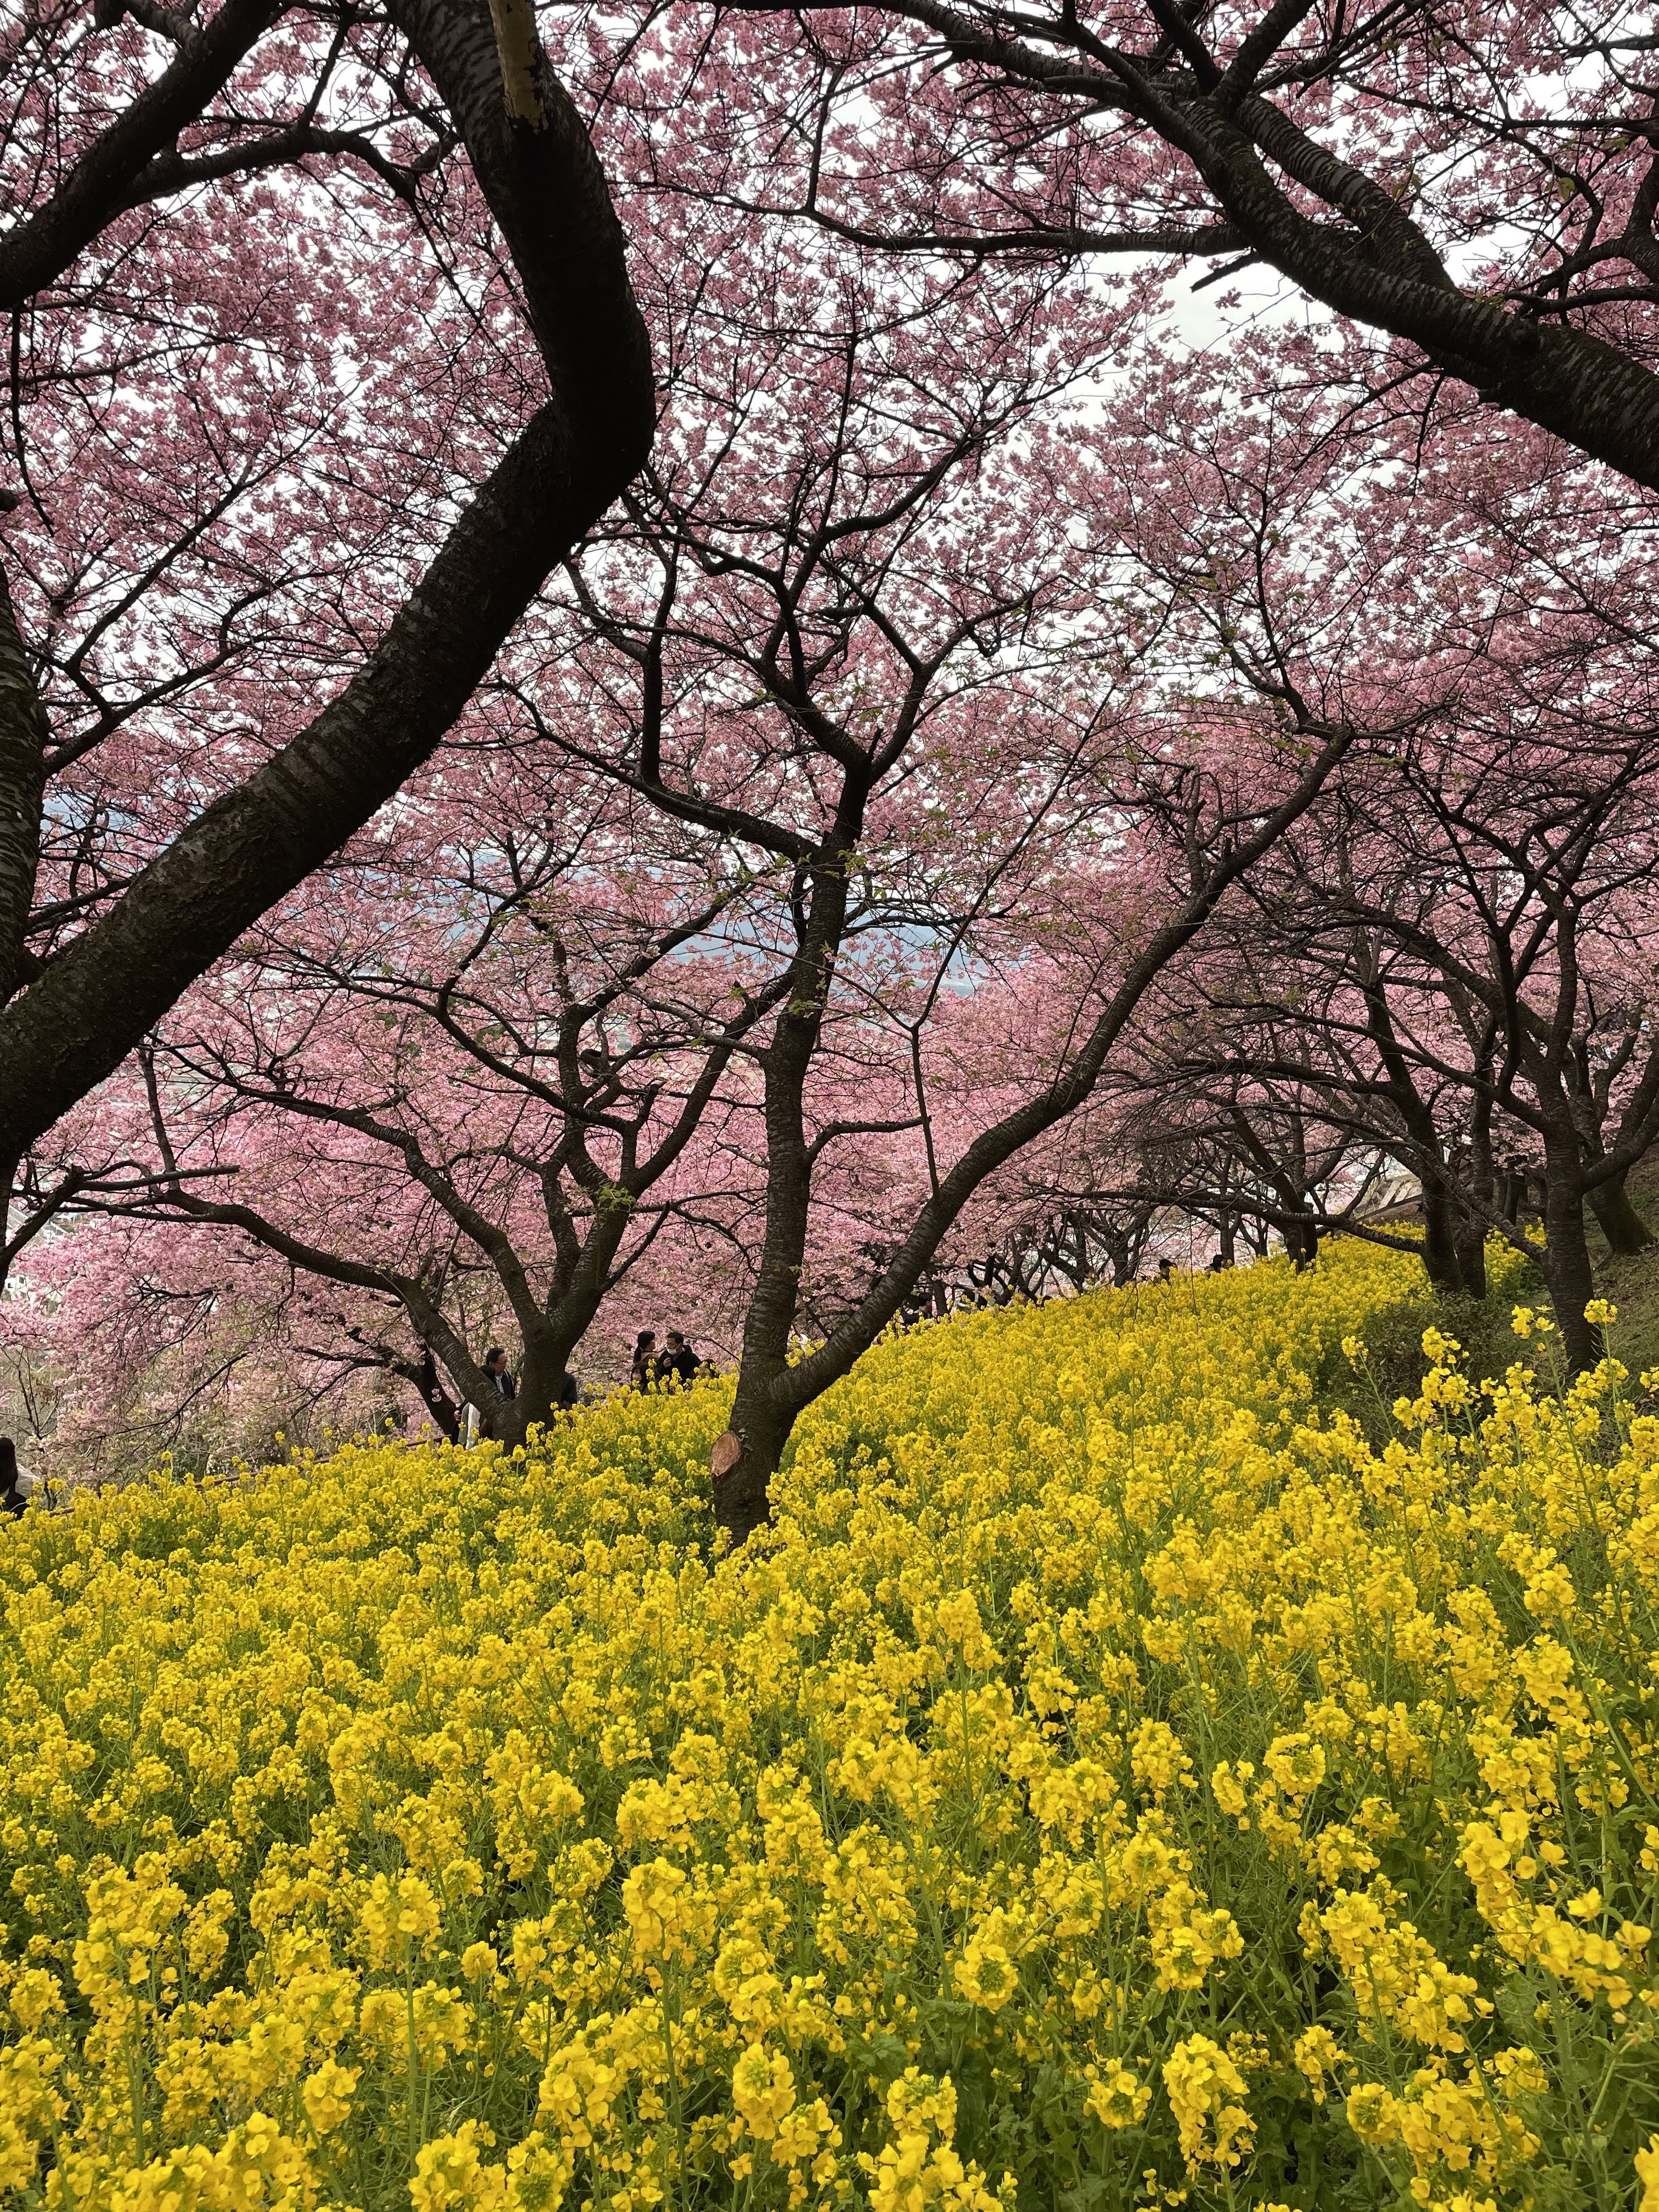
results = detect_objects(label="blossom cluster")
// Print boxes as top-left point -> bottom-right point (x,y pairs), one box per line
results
3,1243 -> 1658,2209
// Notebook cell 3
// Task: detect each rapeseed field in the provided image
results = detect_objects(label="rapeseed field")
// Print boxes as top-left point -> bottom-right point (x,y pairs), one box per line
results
3,1244 -> 1659,2211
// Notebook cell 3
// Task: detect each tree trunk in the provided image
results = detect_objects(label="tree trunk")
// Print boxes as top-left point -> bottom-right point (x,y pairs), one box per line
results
476,1319 -> 571,1447
708,819 -> 859,1544
1457,1113 -> 1494,1300
1452,1195 -> 1488,1300
1419,1180 -> 1468,1296
713,1373 -> 795,1548
1588,1172 -> 1656,1256
1542,1179 -> 1602,1376
465,1184 -> 645,1444
713,1189 -> 814,1543
1105,1227 -> 1132,1286
1453,1231 -> 1488,1301
410,1345 -> 461,1443
0,561 -> 48,1012
480,1387 -> 524,1447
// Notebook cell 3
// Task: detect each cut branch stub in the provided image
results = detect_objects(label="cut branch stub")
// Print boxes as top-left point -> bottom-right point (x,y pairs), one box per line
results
710,1429 -> 742,1482
486,0 -> 546,126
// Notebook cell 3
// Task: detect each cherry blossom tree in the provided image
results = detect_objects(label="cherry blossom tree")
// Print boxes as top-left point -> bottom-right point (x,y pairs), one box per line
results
1,1210 -> 446,1476
28,193 -> 1354,1499
0,0 -> 652,1281
116,766 -> 792,1441
1256,731 -> 1659,1367
21,0 -> 1658,1480
515,221 -> 1364,1539
36,209 -> 1128,1445
652,0 -> 1659,488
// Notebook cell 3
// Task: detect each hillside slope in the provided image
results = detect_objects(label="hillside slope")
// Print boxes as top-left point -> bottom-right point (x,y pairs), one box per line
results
2,1244 -> 1656,2210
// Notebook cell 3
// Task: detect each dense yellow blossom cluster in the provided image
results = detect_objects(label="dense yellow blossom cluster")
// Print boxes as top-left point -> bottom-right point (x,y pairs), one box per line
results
4,1243 -> 1659,2211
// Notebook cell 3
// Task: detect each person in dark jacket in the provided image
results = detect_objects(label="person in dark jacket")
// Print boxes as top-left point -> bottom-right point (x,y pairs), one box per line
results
657,1331 -> 700,1389
484,1347 -> 517,1400
555,1370 -> 579,1410
0,1437 -> 32,1519
630,1330 -> 658,1389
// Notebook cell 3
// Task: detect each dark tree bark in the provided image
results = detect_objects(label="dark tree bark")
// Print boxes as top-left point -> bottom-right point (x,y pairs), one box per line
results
409,1344 -> 462,1444
1215,1205 -> 1236,1269
1542,1159 -> 1604,1376
1452,1104 -> 1496,1301
1501,1166 -> 1527,1227
1452,1222 -> 1489,1304
0,1 -> 653,1258
0,552 -> 47,1011
1588,1173 -> 1656,1256
1419,1177 -> 1470,1297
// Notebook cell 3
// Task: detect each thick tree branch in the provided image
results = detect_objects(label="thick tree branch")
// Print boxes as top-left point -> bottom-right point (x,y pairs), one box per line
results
0,0 -> 653,1176
0,554 -> 47,1008
0,0 -> 283,311
748,0 -> 1659,488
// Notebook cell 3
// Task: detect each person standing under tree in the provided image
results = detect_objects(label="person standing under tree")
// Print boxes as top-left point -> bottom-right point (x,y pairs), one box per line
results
657,1331 -> 700,1389
631,1331 -> 658,1389
0,1438 -> 40,1518
484,1348 -> 517,1401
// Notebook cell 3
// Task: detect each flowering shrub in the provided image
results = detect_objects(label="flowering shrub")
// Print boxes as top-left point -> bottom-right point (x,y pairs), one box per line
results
3,1243 -> 1659,2209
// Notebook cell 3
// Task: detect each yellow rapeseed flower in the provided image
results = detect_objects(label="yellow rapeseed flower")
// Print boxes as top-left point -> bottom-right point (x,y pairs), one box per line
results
2,1235 -> 1650,2203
